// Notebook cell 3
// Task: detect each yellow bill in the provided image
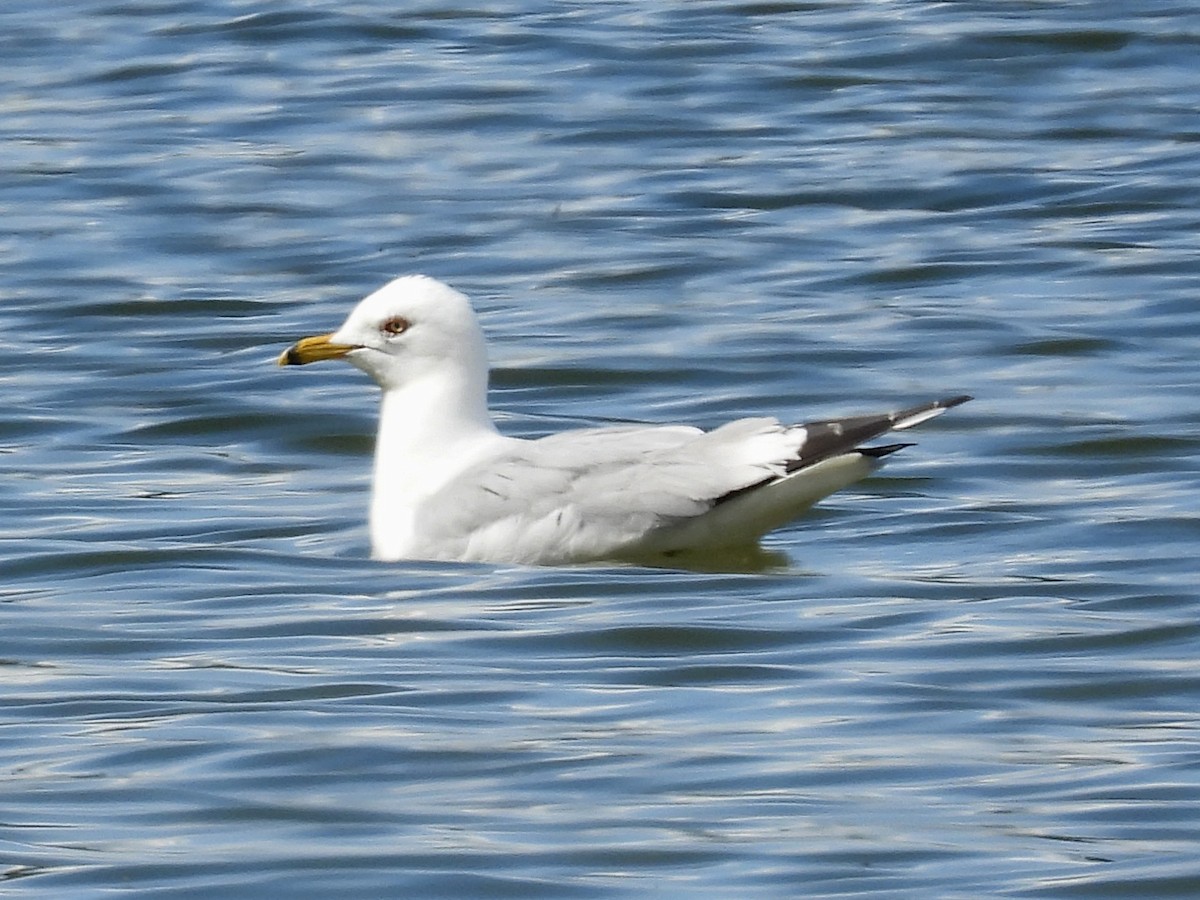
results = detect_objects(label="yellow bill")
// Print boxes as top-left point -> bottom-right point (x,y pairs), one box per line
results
277,333 -> 358,366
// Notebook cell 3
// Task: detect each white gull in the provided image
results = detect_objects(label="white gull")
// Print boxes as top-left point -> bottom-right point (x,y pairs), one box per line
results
279,275 -> 970,566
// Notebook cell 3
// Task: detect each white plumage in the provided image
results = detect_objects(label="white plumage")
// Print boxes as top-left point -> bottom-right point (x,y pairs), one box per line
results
279,275 -> 970,566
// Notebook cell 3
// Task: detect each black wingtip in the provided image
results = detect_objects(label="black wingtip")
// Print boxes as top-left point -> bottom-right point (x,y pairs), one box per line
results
859,442 -> 915,459
890,394 -> 973,431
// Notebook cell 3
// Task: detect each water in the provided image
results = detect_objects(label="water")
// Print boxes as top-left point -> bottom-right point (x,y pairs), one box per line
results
3,1 -> 1199,896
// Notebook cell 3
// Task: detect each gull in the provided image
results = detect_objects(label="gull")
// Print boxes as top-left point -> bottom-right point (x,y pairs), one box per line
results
279,276 -> 970,566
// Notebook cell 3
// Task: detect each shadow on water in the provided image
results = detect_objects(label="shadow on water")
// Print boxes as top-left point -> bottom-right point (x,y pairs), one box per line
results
618,543 -> 794,574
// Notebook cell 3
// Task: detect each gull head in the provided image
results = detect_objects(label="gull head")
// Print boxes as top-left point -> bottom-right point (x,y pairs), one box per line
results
278,275 -> 488,392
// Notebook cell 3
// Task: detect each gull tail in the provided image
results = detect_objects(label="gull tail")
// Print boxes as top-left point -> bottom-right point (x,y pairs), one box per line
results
631,394 -> 971,558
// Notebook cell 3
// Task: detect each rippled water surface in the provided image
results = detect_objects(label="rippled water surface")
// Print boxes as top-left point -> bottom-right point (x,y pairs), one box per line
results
3,2 -> 1199,897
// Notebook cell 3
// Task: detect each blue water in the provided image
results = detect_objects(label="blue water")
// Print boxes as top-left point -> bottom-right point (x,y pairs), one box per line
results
3,2 -> 1199,896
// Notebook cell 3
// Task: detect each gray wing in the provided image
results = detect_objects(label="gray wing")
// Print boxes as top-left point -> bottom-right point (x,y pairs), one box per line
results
414,419 -> 805,562
414,395 -> 971,563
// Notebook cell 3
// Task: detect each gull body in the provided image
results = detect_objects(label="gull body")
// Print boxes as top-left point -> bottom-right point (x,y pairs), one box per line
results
279,276 -> 970,566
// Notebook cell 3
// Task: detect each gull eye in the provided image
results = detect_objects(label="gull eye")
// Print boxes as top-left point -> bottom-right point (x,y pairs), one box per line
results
381,316 -> 411,337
